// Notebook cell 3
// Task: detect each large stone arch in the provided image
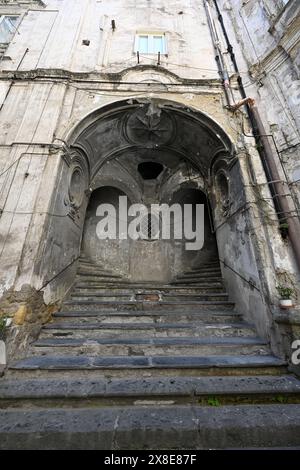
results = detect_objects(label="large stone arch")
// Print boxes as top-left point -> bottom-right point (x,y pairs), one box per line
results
39,96 -> 242,296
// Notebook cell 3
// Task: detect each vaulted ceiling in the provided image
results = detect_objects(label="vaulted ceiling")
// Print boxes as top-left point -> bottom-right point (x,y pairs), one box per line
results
69,98 -> 235,182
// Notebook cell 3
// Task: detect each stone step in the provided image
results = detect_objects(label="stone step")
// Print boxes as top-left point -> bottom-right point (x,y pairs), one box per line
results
53,310 -> 242,324
1,375 -> 299,401
9,354 -> 286,372
69,293 -> 230,302
172,278 -> 223,285
31,336 -> 269,356
176,272 -> 222,280
39,322 -> 257,339
72,284 -> 225,294
77,270 -> 123,279
76,269 -> 122,280
78,263 -> 115,272
70,294 -> 134,302
187,267 -> 222,275
62,300 -> 235,312
78,260 -> 114,268
187,261 -> 221,267
191,263 -> 221,270
1,403 -> 300,449
74,281 -> 224,289
163,293 -> 228,301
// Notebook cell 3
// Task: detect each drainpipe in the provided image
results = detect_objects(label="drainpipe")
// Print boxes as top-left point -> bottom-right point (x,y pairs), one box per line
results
204,0 -> 233,108
210,0 -> 300,270
250,105 -> 300,269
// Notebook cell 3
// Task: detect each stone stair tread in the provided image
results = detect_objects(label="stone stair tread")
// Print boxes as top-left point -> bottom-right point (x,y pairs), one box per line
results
43,321 -> 252,330
34,336 -> 267,347
172,279 -> 223,284
185,269 -> 222,275
176,275 -> 222,281
10,354 -> 285,371
0,404 -> 300,449
73,288 -> 225,294
70,293 -> 228,299
76,276 -> 123,281
1,375 -> 299,399
63,300 -> 235,306
71,292 -> 133,297
162,292 -> 228,297
54,309 -> 242,317
77,271 -> 122,278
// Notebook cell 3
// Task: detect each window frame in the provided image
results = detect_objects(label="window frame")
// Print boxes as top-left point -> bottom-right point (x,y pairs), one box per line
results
0,14 -> 19,44
134,32 -> 167,55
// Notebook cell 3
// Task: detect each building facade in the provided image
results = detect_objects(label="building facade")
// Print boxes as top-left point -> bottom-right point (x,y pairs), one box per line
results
0,0 -> 300,448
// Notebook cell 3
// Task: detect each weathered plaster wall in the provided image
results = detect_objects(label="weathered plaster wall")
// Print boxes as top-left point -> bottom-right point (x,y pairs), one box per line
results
2,0 -> 218,80
0,0 -> 299,363
218,0 -> 300,208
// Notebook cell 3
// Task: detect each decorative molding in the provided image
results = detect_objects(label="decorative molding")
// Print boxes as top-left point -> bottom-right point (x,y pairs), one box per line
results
124,104 -> 176,148
62,151 -> 89,221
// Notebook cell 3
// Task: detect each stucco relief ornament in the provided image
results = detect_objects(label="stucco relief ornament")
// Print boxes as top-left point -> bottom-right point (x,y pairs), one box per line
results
124,104 -> 175,148
62,151 -> 89,220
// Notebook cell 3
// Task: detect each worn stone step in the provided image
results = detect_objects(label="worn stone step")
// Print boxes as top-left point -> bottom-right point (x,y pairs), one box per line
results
69,293 -> 230,302
162,293 -> 228,301
191,263 -> 221,270
78,264 -> 116,273
76,270 -> 123,278
39,322 -> 257,339
73,285 -> 225,294
53,310 -> 242,324
74,281 -> 225,290
70,294 -> 134,302
9,354 -> 286,372
172,278 -> 223,285
1,404 -> 300,449
188,267 -> 222,275
176,272 -> 222,280
190,260 -> 220,267
1,375 -> 299,401
78,260 -> 114,268
62,300 -> 235,312
1,403 -> 300,449
77,270 -> 123,279
31,336 -> 269,357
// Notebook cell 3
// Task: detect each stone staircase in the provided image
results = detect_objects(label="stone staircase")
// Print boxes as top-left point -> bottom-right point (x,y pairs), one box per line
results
1,256 -> 300,449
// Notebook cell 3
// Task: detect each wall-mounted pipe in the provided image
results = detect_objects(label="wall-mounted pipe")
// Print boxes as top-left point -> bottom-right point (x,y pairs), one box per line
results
250,105 -> 300,268
211,0 -> 300,270
204,0 -> 233,108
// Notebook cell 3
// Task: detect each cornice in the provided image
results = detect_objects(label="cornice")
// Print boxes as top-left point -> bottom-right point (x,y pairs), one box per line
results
0,66 -> 223,89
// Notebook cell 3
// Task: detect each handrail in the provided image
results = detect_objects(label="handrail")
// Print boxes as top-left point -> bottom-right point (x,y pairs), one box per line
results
219,258 -> 261,293
38,254 -> 81,292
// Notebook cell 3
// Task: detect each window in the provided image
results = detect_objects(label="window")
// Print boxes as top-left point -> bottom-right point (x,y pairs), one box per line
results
0,15 -> 19,44
135,33 -> 166,54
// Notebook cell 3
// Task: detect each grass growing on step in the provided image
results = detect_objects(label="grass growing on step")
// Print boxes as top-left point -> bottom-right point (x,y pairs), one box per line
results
197,394 -> 300,406
275,395 -> 288,404
207,397 -> 221,407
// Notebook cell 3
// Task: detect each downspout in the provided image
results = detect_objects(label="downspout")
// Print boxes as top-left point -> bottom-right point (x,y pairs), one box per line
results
210,0 -> 300,270
204,0 -> 233,108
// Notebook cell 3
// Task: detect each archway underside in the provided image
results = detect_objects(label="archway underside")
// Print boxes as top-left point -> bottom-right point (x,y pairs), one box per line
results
65,99 -> 235,282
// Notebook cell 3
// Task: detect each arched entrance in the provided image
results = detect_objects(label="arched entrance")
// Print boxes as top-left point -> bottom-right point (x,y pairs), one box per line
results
60,98 -> 235,285
81,183 -> 218,283
81,186 -> 132,277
